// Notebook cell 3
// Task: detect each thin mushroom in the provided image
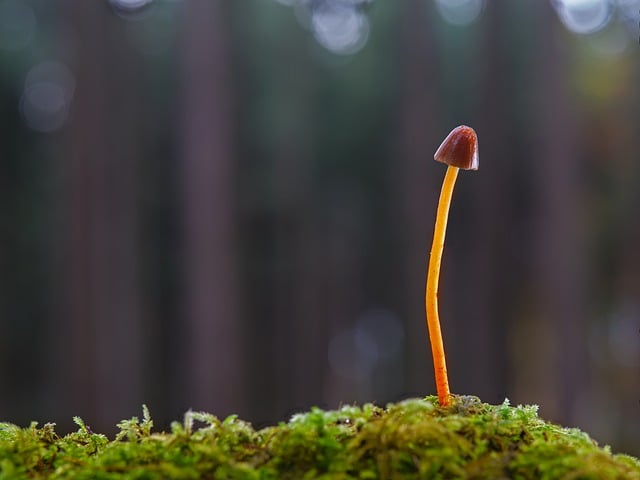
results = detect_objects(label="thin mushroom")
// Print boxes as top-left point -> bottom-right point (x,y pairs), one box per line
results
426,125 -> 479,407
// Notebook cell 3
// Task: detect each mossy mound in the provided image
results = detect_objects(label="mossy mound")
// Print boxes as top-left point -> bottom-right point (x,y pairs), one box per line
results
1,396 -> 639,479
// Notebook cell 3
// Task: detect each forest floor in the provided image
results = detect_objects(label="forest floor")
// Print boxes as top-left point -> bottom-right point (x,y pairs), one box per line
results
1,395 -> 639,479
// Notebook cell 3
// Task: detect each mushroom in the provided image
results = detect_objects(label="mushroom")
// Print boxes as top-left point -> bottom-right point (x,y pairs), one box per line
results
426,125 -> 479,406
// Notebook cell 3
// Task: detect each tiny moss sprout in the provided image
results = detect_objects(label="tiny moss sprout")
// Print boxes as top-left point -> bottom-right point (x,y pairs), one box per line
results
426,125 -> 479,407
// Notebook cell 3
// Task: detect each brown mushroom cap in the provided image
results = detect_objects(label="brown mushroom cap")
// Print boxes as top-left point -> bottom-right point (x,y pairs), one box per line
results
434,125 -> 479,170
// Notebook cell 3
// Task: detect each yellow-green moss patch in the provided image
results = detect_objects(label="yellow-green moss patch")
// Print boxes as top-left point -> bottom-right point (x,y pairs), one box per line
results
1,396 -> 638,479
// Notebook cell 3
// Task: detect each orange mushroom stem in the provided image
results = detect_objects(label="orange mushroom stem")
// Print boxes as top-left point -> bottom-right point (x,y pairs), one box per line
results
426,125 -> 478,407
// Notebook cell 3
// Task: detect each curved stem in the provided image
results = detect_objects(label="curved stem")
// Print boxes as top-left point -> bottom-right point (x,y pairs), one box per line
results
426,165 -> 459,406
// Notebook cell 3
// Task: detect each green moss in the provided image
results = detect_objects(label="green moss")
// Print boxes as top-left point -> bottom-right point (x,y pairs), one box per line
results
1,396 -> 638,479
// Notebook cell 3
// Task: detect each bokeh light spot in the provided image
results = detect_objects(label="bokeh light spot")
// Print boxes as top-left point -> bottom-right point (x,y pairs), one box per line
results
108,0 -> 155,20
328,308 -> 404,381
355,308 -> 404,361
435,0 -> 485,27
311,4 -> 369,55
109,0 -> 153,10
328,329 -> 376,381
553,0 -> 611,34
20,61 -> 75,133
608,307 -> 640,367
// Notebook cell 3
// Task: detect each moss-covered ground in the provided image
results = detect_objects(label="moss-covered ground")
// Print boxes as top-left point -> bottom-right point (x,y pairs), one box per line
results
1,395 -> 639,479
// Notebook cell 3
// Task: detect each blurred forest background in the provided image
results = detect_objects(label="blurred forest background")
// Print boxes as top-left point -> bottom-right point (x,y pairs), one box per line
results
1,0 -> 640,454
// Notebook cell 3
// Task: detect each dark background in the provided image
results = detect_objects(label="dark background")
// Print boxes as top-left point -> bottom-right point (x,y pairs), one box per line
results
1,0 -> 640,455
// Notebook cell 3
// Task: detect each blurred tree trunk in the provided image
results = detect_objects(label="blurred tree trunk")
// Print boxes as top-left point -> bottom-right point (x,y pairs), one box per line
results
452,0 -> 514,402
608,61 -> 640,446
180,0 -> 244,417
530,2 -> 586,423
321,192 -> 367,405
272,108 -> 327,413
395,0 -> 440,396
0,138 -> 8,416
56,1 -> 143,431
